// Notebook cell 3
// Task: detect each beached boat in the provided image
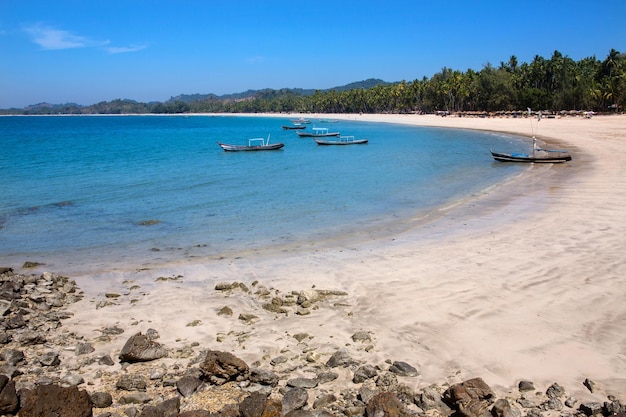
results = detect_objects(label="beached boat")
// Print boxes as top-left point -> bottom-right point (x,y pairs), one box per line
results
282,124 -> 306,130
314,136 -> 368,145
296,127 -> 340,138
490,108 -> 572,163
217,135 -> 284,152
490,149 -> 571,163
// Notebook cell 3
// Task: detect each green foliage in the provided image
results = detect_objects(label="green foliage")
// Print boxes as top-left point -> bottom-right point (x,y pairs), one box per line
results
2,51 -> 624,116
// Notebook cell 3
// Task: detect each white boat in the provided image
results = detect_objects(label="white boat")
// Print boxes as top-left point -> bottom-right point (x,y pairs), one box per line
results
314,136 -> 368,145
296,127 -> 340,138
217,135 -> 284,152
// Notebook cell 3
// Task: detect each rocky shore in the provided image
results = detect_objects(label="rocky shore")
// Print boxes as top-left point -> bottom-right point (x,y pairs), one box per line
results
1,267 -> 624,417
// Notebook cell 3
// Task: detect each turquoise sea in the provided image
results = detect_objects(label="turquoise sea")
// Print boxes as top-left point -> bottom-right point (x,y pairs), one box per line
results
0,115 -> 527,273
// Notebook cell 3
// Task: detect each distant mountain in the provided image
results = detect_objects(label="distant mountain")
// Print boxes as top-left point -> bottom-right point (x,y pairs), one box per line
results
166,78 -> 389,103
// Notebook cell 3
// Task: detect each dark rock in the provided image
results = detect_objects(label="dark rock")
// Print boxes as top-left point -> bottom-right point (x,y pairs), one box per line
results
316,372 -> 338,384
579,402 -> 603,416
249,367 -> 279,386
583,378 -> 596,393
353,365 -> 378,384
541,397 -> 563,411
218,306 -> 233,316
199,350 -> 249,385
415,386 -> 452,416
138,396 -> 180,417
98,354 -> 116,366
282,387 -> 308,415
240,391 -> 270,417
326,349 -> 356,368
19,384 -> 92,417
116,374 -> 148,391
119,392 -> 152,405
518,380 -> 535,392
287,377 -> 318,388
389,361 -> 418,377
565,397 -> 577,408
491,398 -> 521,417
545,383 -> 565,399
603,399 -> 625,416
76,342 -> 95,355
39,351 -> 60,366
1,349 -> 25,366
119,332 -> 168,363
91,391 -> 113,408
0,375 -> 19,415
351,331 -> 372,343
176,375 -> 202,397
442,377 -> 495,417
366,391 -> 409,417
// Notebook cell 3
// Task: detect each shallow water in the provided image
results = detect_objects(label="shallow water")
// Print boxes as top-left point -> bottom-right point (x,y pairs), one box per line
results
0,115 -> 527,273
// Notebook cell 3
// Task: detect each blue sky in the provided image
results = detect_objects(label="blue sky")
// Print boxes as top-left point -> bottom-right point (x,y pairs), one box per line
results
1,0 -> 624,108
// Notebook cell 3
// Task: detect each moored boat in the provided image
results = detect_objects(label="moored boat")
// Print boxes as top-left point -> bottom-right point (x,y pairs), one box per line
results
217,135 -> 284,152
296,127 -> 340,138
314,136 -> 368,145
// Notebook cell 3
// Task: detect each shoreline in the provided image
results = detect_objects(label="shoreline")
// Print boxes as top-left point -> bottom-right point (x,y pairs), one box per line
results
6,113 -> 626,403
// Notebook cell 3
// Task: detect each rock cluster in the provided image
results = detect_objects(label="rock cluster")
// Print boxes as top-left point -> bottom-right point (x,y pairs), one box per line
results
1,267 -> 625,417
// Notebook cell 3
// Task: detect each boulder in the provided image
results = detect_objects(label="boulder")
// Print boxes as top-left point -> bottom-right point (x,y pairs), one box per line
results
119,332 -> 168,363
366,391 -> 409,417
199,350 -> 249,385
19,384 -> 92,417
442,377 -> 495,417
0,375 -> 19,415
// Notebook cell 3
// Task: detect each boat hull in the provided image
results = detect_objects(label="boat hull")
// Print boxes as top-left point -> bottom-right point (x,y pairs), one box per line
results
314,138 -> 368,145
218,142 -> 284,152
490,151 -> 571,163
296,131 -> 340,137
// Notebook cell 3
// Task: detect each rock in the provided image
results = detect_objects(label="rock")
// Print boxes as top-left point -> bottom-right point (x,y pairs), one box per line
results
199,350 -> 249,385
415,386 -> 452,416
240,391 -> 274,417
177,375 -> 202,397
351,331 -> 372,343
39,351 -> 60,366
249,367 -> 279,386
119,392 -> 152,405
138,396 -> 180,417
287,377 -> 319,388
579,402 -> 603,416
442,377 -> 495,417
119,332 -> 168,363
75,342 -> 95,355
353,365 -> 378,384
313,393 -> 337,409
91,391 -> 113,408
518,380 -> 535,392
116,374 -> 148,391
0,349 -> 25,366
218,306 -> 233,316
19,384 -> 92,417
282,387 -> 308,415
389,361 -> 418,377
583,378 -> 596,393
491,398 -> 521,417
545,382 -> 566,399
326,349 -> 357,368
0,375 -> 19,415
366,391 -> 409,417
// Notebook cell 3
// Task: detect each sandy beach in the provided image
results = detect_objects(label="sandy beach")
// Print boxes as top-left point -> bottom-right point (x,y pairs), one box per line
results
25,113 -> 625,404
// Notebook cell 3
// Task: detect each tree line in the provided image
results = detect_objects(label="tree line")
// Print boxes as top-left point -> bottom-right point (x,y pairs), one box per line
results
4,49 -> 624,115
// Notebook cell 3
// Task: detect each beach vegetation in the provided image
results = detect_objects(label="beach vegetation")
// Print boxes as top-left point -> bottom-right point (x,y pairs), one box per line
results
2,49 -> 624,115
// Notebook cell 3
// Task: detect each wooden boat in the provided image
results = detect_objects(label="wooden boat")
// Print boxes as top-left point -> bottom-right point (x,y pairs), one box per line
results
491,108 -> 571,163
217,135 -> 284,152
490,149 -> 571,163
314,136 -> 368,145
290,118 -> 311,124
296,127 -> 340,138
282,124 -> 306,130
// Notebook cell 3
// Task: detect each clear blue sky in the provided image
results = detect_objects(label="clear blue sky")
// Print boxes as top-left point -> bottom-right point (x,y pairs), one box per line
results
1,0 -> 624,108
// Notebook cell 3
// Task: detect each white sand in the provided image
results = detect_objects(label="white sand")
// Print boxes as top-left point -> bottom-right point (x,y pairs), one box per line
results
61,113 -> 626,400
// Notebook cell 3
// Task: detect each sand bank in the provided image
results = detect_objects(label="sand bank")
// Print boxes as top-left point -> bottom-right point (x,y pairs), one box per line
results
57,113 -> 626,400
